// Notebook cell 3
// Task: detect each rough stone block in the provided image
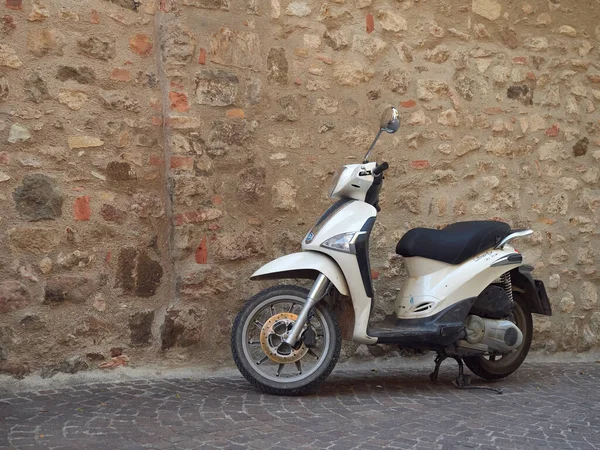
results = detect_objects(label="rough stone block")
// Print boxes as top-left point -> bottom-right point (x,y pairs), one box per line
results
175,209 -> 222,226
215,231 -> 265,260
425,46 -> 450,63
129,311 -> 155,345
210,28 -> 261,69
206,120 -> 254,150
333,61 -> 373,86
455,136 -> 481,156
0,43 -> 22,68
573,137 -> 589,156
56,66 -> 96,84
68,136 -> 104,149
99,90 -> 141,112
581,282 -> 598,310
24,71 -> 49,103
160,308 -> 205,350
7,124 -> 30,143
417,80 -> 449,101
0,361 -> 30,378
0,281 -> 31,314
0,75 -> 8,101
352,35 -> 387,59
13,174 -> 63,221
285,1 -> 311,16
539,141 -> 567,161
161,21 -> 196,73
40,356 -> 88,378
58,90 -> 88,110
117,248 -> 163,297
77,35 -> 115,60
236,166 -> 267,201
106,161 -> 136,180
272,178 -> 297,210
472,0 -> 501,21
278,95 -> 300,121
267,47 -> 288,84
28,2 -> 50,21
377,10 -> 406,32
44,275 -> 100,304
182,0 -> 229,9
195,69 -> 238,106
100,204 -> 127,224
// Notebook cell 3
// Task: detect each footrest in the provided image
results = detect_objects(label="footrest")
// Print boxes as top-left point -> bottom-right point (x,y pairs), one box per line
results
367,324 -> 462,345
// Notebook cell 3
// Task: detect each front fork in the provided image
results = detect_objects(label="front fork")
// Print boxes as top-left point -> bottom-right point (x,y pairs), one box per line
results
284,274 -> 331,345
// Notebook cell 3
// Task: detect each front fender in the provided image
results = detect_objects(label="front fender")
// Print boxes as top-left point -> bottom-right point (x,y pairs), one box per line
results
250,251 -> 349,296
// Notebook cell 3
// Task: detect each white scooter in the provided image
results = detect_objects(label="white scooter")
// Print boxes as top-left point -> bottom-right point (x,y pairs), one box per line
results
231,107 -> 551,395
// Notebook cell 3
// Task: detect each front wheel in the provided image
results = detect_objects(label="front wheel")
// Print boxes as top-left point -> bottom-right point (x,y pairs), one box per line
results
464,291 -> 533,380
231,285 -> 341,395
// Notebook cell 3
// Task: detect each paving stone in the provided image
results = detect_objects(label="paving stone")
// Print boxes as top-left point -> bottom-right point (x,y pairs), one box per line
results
0,363 -> 599,449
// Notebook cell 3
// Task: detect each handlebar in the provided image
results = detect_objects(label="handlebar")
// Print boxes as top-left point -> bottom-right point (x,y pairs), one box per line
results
372,162 -> 389,176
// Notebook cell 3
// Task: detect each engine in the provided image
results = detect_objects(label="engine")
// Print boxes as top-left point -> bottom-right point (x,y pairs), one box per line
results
454,282 -> 522,353
460,315 -> 523,353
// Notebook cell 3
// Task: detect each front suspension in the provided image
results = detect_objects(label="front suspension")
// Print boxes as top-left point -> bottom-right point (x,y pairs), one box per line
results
284,274 -> 331,346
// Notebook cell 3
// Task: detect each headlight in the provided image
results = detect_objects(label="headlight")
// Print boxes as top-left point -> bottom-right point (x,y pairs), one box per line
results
321,232 -> 364,254
329,167 -> 347,198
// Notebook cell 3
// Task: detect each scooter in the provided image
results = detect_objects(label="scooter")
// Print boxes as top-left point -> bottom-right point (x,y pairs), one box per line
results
231,107 -> 551,395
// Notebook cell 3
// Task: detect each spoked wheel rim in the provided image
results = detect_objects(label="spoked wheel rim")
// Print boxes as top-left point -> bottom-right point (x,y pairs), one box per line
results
241,294 -> 331,383
481,299 -> 527,368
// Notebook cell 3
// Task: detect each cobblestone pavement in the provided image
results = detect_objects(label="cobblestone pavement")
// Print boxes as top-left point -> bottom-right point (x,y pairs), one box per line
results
1,362 -> 599,450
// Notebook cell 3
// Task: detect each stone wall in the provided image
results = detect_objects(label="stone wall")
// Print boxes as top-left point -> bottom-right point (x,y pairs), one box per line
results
1,0 -> 599,378
0,0 -> 172,377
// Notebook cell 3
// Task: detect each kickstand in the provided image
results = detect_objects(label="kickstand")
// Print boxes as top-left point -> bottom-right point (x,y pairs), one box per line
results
429,353 -> 446,382
451,357 -> 503,395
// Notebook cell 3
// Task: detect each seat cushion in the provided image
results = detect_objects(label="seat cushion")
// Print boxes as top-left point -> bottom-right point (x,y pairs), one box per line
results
396,221 -> 511,265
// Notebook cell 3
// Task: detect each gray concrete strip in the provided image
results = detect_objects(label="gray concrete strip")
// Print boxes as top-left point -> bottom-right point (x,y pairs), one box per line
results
1,350 -> 599,395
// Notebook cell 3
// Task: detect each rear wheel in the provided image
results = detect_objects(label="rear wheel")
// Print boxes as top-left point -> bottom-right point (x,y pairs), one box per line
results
464,291 -> 532,380
231,285 -> 341,395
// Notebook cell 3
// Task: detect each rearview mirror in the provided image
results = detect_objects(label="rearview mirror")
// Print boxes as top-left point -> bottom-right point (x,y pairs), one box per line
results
380,107 -> 400,133
363,106 -> 401,163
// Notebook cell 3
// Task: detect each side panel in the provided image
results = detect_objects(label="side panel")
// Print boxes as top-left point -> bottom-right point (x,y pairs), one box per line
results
303,201 -> 378,344
397,247 -> 523,319
250,251 -> 350,296
403,257 -> 452,278
354,217 -> 376,298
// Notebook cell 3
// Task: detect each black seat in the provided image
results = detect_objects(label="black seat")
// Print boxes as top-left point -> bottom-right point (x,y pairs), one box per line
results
396,221 -> 511,265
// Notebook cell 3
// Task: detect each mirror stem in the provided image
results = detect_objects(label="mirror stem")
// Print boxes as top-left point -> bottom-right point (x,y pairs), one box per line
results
363,129 -> 383,163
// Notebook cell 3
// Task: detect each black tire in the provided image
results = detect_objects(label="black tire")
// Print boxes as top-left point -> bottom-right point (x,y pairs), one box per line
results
231,285 -> 341,395
464,291 -> 533,380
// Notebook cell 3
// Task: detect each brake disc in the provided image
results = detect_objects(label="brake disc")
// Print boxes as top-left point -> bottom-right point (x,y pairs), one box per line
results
259,312 -> 309,364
